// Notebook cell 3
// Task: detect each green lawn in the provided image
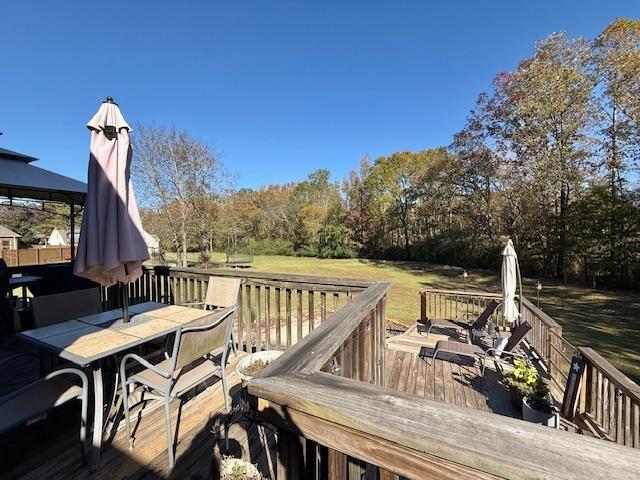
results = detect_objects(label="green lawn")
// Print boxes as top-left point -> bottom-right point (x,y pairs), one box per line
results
167,253 -> 640,383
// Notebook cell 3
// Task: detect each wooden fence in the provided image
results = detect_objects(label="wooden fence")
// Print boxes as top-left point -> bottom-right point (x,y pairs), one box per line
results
0,247 -> 71,267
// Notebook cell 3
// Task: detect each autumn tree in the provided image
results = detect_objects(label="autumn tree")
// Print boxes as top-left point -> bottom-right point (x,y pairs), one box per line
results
132,126 -> 227,267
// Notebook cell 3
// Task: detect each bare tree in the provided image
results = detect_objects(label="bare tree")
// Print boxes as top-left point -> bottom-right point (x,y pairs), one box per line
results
132,126 -> 228,267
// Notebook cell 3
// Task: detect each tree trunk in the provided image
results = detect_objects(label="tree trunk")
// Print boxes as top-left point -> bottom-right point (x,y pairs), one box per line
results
181,229 -> 188,267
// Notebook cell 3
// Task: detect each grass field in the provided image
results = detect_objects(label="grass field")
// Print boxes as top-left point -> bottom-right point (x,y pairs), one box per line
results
169,252 -> 640,383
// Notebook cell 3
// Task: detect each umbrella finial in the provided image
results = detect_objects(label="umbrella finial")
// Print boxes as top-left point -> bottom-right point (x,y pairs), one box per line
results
103,96 -> 117,105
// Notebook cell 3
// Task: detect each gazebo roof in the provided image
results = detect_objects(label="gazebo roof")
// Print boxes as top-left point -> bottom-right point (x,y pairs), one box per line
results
0,147 -> 86,204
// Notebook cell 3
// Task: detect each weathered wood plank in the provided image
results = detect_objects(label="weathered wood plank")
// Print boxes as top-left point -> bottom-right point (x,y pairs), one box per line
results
250,372 -> 640,480
256,283 -> 389,378
278,427 -> 304,480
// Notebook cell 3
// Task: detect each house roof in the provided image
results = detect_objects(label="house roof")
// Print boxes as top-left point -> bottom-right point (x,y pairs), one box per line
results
0,147 -> 38,163
0,225 -> 21,238
0,147 -> 87,204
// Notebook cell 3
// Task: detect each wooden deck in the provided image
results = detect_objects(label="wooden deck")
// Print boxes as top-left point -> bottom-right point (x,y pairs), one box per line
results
1,341 -> 276,480
1,326 -> 517,480
385,324 -> 519,417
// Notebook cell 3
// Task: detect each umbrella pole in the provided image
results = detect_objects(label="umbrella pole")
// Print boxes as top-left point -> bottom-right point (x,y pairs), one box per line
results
121,282 -> 130,324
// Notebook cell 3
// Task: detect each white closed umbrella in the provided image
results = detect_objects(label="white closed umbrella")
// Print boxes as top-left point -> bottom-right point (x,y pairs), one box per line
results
501,239 -> 522,323
74,97 -> 149,321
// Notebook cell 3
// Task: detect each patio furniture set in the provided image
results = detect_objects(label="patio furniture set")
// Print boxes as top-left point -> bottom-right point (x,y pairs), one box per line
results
419,299 -> 533,376
0,275 -> 241,471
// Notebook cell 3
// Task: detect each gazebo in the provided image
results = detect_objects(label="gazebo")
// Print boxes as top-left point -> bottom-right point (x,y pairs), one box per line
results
0,146 -> 86,257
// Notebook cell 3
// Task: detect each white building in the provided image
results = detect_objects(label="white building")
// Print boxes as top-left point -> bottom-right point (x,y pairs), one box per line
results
47,227 -> 79,247
143,230 -> 161,255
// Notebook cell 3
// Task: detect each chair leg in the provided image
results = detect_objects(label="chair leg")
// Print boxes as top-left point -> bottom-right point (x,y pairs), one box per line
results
164,395 -> 175,469
120,376 -> 132,448
425,324 -> 432,339
79,387 -> 88,465
221,363 -> 230,413
230,329 -> 237,358
431,349 -> 439,366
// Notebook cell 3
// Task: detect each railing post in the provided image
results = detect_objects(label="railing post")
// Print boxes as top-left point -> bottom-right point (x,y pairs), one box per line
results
420,290 -> 426,321
277,428 -> 304,480
548,325 -> 563,390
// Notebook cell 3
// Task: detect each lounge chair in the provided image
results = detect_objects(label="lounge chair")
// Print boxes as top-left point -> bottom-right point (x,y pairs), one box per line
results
419,300 -> 499,341
0,353 -> 88,465
119,306 -> 236,468
429,321 -> 532,376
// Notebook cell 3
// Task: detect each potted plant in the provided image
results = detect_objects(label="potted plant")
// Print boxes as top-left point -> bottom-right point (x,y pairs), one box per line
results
501,361 -> 558,427
522,378 -> 558,428
236,350 -> 283,382
501,360 -> 538,410
219,457 -> 265,480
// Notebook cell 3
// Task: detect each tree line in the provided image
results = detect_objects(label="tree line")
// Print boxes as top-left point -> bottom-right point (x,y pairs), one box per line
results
134,19 -> 640,288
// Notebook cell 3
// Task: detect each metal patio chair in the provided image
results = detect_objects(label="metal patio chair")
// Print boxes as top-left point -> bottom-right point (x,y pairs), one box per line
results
0,353 -> 89,465
429,321 -> 532,376
31,287 -> 102,328
181,276 -> 240,355
119,306 -> 236,468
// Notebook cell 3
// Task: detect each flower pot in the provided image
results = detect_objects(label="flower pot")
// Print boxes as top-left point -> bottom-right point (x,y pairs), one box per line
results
522,397 -> 558,428
509,390 -> 523,412
220,457 -> 264,480
236,350 -> 283,383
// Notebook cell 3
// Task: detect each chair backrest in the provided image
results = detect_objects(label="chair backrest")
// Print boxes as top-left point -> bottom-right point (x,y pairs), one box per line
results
204,277 -> 241,309
470,300 -> 499,330
173,307 -> 235,370
504,321 -> 532,353
31,287 -> 102,328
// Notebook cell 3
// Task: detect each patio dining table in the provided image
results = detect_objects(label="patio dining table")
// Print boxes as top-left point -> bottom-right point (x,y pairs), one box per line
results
16,301 -> 225,470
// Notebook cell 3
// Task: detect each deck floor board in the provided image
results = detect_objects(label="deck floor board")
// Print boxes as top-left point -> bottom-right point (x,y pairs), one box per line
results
385,325 -> 518,417
1,320 -> 521,479
0,339 -> 275,480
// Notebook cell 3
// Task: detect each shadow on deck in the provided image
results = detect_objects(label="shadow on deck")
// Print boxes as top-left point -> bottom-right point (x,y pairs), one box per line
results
0,340 -> 276,480
385,325 -> 519,418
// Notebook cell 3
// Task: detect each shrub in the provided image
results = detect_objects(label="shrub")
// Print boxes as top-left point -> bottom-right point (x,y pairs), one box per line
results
246,238 -> 294,256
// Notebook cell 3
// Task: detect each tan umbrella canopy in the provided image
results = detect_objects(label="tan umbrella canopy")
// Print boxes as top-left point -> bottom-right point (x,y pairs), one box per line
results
74,98 -> 149,318
501,239 -> 522,323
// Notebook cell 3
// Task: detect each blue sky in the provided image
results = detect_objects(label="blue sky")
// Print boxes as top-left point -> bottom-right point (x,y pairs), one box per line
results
1,1 -> 638,188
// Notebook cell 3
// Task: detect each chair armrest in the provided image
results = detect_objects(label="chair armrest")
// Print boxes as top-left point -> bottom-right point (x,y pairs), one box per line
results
45,368 -> 89,397
485,349 -> 531,364
120,352 -> 172,379
180,301 -> 205,307
1,367 -> 88,405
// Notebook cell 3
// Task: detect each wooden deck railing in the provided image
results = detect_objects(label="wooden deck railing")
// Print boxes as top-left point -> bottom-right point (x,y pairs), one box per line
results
420,288 -> 573,394
577,347 -> 640,448
103,265 -> 373,352
98,266 -> 640,477
248,281 -> 640,479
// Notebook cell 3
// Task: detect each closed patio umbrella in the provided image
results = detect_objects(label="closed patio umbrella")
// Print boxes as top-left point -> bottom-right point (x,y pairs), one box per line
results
501,239 -> 522,323
74,97 -> 149,322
